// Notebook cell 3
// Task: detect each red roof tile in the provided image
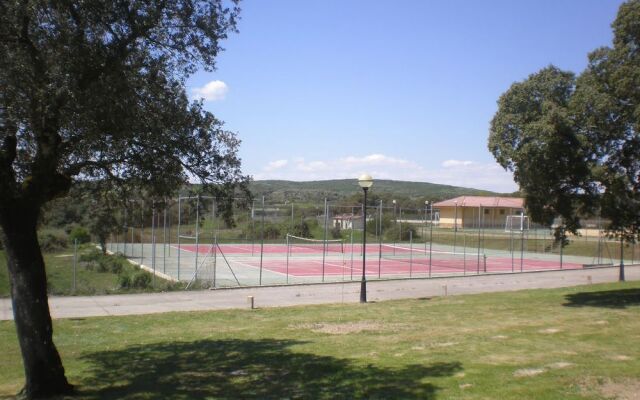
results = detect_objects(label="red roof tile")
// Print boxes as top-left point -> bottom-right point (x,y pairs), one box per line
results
433,196 -> 524,209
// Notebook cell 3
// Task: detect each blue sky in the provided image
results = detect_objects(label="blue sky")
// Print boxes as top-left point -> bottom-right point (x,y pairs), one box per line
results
188,0 -> 624,192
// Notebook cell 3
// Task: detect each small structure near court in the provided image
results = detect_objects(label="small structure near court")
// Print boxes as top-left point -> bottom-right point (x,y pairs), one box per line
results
433,196 -> 525,229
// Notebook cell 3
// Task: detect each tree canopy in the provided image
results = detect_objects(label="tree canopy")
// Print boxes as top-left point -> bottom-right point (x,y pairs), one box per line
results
0,1 -> 246,398
489,0 -> 640,246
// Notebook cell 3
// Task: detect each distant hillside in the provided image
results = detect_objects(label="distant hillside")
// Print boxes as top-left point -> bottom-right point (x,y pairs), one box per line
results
249,179 -> 509,203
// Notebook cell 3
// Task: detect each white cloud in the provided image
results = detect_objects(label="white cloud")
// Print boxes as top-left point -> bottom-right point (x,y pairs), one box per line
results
191,80 -> 229,101
253,154 -> 518,193
264,159 -> 288,171
442,159 -> 474,167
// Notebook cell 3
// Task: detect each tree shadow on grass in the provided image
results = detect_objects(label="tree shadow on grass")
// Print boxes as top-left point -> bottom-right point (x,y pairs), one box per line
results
564,288 -> 640,309
76,339 -> 461,399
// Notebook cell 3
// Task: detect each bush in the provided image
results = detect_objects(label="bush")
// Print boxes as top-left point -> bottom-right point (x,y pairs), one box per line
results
69,226 -> 91,244
80,249 -> 103,262
132,271 -> 152,288
330,225 -> 342,239
118,273 -> 132,289
262,223 -> 282,240
292,220 -> 312,238
97,258 -> 123,274
38,231 -> 68,252
80,250 -> 124,274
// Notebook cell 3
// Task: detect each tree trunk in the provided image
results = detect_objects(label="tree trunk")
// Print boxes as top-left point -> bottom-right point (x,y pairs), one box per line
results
0,208 -> 73,399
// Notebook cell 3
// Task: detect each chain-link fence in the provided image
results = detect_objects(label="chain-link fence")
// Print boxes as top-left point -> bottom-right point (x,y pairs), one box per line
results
105,197 -> 635,289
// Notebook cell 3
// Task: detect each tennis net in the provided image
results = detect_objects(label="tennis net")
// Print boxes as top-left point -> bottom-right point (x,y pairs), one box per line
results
379,244 -> 486,271
286,234 -> 344,254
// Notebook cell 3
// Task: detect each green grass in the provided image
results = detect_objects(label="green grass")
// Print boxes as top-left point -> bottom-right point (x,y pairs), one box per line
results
0,248 -> 181,298
1,281 -> 640,398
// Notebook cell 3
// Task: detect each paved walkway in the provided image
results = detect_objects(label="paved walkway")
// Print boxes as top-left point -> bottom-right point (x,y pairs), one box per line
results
1,265 -> 638,321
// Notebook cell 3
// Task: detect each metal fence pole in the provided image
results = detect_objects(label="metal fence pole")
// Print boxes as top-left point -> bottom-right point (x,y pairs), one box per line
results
379,201 -> 383,278
477,205 -> 482,274
286,234 -> 290,284
194,196 -> 200,281
177,197 -> 181,281
151,204 -> 156,288
163,206 -> 167,274
463,228 -> 467,275
409,230 -> 413,278
124,207 -> 128,257
560,227 -> 564,270
73,238 -> 78,293
520,223 -> 525,272
140,200 -> 145,266
350,229 -> 354,280
259,196 -> 265,285
429,211 -> 433,278
322,198 -> 328,282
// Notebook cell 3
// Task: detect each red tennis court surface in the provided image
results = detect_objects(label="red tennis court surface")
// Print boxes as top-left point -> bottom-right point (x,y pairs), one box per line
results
177,244 -> 583,277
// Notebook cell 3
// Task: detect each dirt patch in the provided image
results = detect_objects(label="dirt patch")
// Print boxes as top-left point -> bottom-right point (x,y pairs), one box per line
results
290,321 -> 406,335
547,362 -> 573,369
581,377 -> 640,400
609,355 -> 633,361
491,335 -> 509,340
430,341 -> 458,348
513,368 -> 545,377
539,328 -> 561,334
459,383 -> 473,389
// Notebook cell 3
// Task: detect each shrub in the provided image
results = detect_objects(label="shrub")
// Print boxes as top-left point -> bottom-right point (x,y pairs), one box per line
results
69,226 -> 91,244
97,257 -> 123,274
132,271 -> 152,288
118,273 -> 132,289
38,232 -> 68,252
292,220 -> 312,238
330,225 -> 342,239
80,249 -> 103,262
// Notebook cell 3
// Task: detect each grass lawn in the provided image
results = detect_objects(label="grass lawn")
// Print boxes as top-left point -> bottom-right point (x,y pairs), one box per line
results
1,281 -> 640,399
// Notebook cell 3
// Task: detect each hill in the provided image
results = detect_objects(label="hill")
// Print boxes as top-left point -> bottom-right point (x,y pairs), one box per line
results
249,179 -> 509,203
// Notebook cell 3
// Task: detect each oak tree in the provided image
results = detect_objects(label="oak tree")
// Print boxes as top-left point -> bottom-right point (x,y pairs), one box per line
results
0,1 -> 244,397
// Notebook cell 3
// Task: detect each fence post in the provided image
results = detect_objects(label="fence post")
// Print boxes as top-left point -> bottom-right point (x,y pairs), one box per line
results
286,234 -> 290,284
379,201 -> 383,278
409,230 -> 413,278
163,206 -> 167,274
259,196 -> 265,286
151,203 -> 156,288
177,197 -> 181,281
195,196 -> 200,281
73,238 -> 78,293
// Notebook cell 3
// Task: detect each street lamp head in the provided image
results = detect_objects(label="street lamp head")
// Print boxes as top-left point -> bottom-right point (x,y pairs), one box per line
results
358,174 -> 373,189
392,199 -> 396,205
425,200 -> 429,205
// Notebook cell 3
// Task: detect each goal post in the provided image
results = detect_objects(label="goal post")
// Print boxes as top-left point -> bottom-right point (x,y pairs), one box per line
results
505,215 -> 530,232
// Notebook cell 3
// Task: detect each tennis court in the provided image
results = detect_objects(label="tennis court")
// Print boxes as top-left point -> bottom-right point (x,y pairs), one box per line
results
107,196 -> 624,288
172,241 -> 585,280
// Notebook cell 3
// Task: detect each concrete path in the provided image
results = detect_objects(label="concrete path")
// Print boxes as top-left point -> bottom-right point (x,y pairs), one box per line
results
1,265 -> 638,321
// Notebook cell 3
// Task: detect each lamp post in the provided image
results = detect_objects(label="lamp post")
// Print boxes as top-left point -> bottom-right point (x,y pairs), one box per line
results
358,174 -> 373,303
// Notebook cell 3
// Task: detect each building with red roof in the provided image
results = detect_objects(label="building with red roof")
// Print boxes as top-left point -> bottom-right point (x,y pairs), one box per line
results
432,196 -> 525,229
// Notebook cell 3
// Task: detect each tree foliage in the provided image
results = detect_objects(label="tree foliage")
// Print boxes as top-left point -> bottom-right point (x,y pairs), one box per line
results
489,0 -> 640,245
0,1 -> 245,398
